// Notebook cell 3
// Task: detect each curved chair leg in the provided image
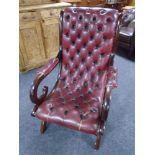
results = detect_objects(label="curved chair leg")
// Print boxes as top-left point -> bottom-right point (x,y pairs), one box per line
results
40,121 -> 47,134
94,88 -> 111,150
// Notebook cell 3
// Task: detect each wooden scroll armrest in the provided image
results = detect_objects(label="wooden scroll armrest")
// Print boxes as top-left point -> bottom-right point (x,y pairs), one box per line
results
30,58 -> 59,111
99,66 -> 118,130
103,66 -> 118,109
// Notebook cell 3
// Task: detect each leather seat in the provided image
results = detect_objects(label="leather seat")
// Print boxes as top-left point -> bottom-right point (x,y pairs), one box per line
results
36,70 -> 107,134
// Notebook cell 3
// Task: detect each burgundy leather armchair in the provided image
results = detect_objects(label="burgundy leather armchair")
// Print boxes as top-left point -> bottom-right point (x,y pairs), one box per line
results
30,7 -> 120,150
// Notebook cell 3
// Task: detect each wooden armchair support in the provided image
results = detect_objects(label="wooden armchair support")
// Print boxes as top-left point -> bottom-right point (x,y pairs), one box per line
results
30,58 -> 60,116
95,55 -> 118,149
30,7 -> 120,150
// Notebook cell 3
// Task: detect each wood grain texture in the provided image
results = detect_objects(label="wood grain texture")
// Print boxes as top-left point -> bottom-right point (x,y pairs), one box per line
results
41,9 -> 61,58
81,0 -> 104,6
19,0 -> 59,6
19,20 -> 47,72
19,2 -> 71,72
19,2 -> 71,12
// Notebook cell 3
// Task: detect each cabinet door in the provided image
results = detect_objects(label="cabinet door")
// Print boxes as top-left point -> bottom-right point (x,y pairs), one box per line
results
20,20 -> 47,71
40,9 -> 61,59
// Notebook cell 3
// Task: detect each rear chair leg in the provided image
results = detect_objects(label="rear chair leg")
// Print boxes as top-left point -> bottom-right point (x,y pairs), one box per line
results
40,121 -> 47,134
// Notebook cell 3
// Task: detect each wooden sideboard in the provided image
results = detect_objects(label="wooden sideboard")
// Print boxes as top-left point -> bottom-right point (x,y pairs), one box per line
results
19,2 -> 71,72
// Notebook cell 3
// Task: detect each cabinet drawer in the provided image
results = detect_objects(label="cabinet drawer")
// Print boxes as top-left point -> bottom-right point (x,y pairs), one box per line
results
19,12 -> 39,22
19,0 -> 58,6
40,8 -> 61,20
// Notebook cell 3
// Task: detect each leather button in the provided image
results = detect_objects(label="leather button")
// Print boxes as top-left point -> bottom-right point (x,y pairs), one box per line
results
100,53 -> 104,58
88,51 -> 92,56
73,78 -> 77,84
88,89 -> 92,94
84,24 -> 89,31
50,107 -> 54,111
93,60 -> 97,65
65,32 -> 69,37
81,58 -> 85,63
62,77 -> 66,82
92,16 -> 97,22
77,49 -> 80,54
75,105 -> 79,109
90,35 -> 94,40
95,83 -> 99,88
72,24 -> 76,30
83,43 -> 87,48
106,17 -> 113,23
84,81 -> 88,87
70,56 -> 74,61
64,110 -> 68,115
78,15 -> 83,21
73,8 -> 77,13
76,88 -> 80,92
77,33 -> 81,39
66,48 -> 69,53
98,25 -> 103,32
95,44 -> 100,49
75,65 -> 78,69
66,14 -> 70,21
80,72 -> 83,77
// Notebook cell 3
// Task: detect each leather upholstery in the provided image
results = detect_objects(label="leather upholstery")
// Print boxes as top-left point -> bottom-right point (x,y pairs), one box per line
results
121,8 -> 135,27
34,7 -> 119,135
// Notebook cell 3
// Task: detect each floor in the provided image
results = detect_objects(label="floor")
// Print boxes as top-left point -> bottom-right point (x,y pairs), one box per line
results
19,55 -> 135,155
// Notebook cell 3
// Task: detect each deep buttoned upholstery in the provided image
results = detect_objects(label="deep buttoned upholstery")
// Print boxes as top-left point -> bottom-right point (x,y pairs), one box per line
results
33,7 -> 119,136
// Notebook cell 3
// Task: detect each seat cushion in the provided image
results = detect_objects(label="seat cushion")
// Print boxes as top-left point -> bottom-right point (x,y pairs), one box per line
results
36,71 -> 108,135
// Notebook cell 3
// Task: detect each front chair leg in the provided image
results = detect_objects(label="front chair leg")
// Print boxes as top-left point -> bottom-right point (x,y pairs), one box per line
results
40,121 -> 47,134
95,131 -> 102,150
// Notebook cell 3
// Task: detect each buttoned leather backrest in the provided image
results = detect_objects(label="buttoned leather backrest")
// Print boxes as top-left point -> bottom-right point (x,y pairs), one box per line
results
60,7 -> 119,98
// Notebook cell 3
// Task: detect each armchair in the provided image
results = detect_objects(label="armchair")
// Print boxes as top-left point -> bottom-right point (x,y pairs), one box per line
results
30,7 -> 120,150
118,8 -> 135,59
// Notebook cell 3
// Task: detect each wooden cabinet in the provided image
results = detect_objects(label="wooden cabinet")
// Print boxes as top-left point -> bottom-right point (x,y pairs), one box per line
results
19,2 -> 71,72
